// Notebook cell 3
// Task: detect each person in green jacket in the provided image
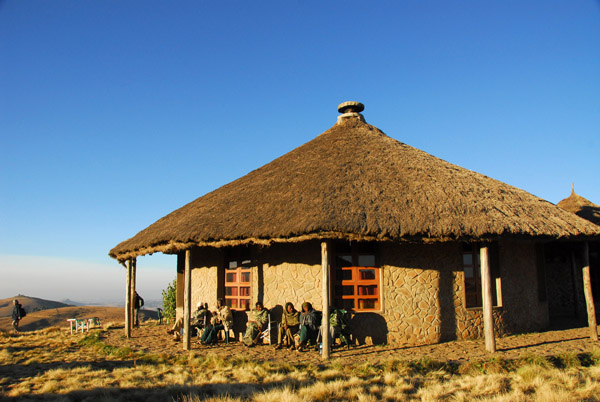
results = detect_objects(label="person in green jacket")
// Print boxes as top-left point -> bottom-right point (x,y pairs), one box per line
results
275,302 -> 300,350
243,302 -> 268,347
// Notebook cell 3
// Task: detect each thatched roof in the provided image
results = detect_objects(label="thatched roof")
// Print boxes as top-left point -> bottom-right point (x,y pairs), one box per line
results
557,188 -> 600,226
110,107 -> 600,261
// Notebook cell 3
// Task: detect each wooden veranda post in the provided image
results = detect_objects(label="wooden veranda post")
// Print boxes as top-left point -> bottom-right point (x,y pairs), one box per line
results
183,249 -> 192,350
130,258 -> 137,331
582,242 -> 598,341
321,241 -> 330,360
480,245 -> 496,353
125,259 -> 132,338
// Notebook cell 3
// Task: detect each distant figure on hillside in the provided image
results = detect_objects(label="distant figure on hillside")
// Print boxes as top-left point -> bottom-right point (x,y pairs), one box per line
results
134,292 -> 144,327
156,308 -> 163,325
12,299 -> 26,332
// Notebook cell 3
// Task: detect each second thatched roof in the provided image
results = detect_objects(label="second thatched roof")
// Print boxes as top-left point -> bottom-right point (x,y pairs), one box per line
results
558,188 -> 600,226
110,106 -> 600,262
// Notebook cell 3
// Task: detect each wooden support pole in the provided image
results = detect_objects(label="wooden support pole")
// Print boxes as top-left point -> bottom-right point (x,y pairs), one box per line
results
480,245 -> 496,353
183,249 -> 192,350
124,259 -> 132,338
130,258 -> 137,331
321,241 -> 330,360
582,242 -> 598,341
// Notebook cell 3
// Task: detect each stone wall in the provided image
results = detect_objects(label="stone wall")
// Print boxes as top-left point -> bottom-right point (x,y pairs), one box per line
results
175,248 -> 222,320
260,241 -> 322,313
190,248 -> 221,310
175,239 -> 549,346
376,242 -> 450,345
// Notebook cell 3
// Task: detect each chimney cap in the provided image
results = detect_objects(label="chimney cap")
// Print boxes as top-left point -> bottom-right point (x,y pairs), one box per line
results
338,101 -> 364,114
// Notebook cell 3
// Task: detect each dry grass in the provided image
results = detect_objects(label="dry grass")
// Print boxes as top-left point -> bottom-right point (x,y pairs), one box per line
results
2,328 -> 600,401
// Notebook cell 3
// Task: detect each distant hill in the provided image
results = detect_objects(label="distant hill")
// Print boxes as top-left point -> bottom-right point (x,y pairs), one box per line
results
0,295 -> 72,318
60,299 -> 87,306
0,302 -> 159,332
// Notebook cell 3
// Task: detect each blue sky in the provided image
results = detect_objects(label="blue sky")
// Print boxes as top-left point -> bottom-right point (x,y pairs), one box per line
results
1,1 -> 599,304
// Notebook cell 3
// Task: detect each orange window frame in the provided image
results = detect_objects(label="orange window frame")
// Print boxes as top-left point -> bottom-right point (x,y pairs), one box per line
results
224,261 -> 251,311
338,265 -> 381,311
334,243 -> 381,312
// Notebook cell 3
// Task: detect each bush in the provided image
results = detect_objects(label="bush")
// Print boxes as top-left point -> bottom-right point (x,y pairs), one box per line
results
162,278 -> 177,322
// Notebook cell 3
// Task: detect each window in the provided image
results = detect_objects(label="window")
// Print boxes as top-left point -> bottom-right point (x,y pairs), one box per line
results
462,242 -> 500,308
334,242 -> 381,311
224,254 -> 252,311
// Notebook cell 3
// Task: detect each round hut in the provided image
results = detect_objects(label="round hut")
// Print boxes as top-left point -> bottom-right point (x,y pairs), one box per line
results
110,102 -> 600,351
558,186 -> 600,227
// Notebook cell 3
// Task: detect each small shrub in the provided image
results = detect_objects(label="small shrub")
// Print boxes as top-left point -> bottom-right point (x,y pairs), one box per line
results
162,278 -> 177,322
78,332 -> 102,348
590,349 -> 600,366
553,353 -> 581,369
520,354 -> 552,369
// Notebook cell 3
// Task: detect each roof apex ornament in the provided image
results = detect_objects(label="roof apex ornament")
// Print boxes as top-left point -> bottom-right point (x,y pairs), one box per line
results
337,101 -> 365,124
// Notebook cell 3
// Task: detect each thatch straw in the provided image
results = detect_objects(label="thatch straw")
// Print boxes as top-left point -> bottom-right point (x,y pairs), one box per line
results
110,117 -> 600,261
557,189 -> 600,226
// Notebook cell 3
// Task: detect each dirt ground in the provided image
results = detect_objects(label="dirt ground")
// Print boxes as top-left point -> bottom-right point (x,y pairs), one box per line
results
102,320 -> 600,365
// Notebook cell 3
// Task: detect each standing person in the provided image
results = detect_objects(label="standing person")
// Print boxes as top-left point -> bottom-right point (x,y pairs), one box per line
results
242,302 -> 268,347
275,302 -> 300,350
11,299 -> 25,332
201,298 -> 233,345
297,302 -> 319,352
134,292 -> 144,327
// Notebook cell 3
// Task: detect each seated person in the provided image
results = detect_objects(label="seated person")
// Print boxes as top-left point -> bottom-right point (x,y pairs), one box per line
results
242,302 -> 268,347
275,302 -> 299,350
319,306 -> 352,349
200,298 -> 233,345
167,301 -> 211,341
191,302 -> 210,336
297,302 -> 319,352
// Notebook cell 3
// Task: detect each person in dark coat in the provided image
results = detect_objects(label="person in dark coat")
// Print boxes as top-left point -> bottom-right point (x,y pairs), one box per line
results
134,292 -> 144,327
297,302 -> 319,352
12,299 -> 23,332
